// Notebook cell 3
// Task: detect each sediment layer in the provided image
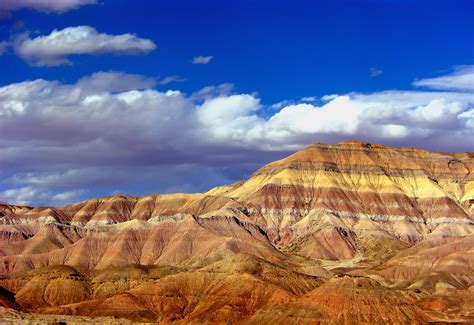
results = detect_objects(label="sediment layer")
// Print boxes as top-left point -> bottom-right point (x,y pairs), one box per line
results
0,141 -> 473,322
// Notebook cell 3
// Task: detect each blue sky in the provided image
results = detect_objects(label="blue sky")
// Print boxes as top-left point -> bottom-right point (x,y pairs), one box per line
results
2,0 -> 473,100
0,0 -> 473,206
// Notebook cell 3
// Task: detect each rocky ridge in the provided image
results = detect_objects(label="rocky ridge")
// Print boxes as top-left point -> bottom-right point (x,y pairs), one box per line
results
0,141 -> 473,323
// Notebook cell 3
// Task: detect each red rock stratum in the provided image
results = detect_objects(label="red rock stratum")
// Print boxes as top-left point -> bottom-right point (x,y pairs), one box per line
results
0,142 -> 473,323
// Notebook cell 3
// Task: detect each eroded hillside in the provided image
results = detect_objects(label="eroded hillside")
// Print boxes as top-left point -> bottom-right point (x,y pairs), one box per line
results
1,142 -> 473,323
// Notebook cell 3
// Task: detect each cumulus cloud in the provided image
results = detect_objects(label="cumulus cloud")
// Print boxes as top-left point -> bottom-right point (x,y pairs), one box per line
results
413,65 -> 474,91
192,55 -> 213,64
0,0 -> 96,13
1,69 -> 473,205
198,94 -> 262,140
14,26 -> 157,66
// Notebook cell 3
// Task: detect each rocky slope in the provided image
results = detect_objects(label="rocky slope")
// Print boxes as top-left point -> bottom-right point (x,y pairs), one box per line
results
0,141 -> 473,323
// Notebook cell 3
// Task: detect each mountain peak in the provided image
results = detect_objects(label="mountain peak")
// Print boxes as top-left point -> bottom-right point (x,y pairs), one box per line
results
337,140 -> 383,148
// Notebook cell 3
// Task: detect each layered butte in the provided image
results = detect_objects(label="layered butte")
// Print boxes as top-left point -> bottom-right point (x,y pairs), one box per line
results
0,141 -> 473,323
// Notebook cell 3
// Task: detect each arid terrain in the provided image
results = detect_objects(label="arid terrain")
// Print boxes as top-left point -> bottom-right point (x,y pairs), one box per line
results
1,141 -> 473,323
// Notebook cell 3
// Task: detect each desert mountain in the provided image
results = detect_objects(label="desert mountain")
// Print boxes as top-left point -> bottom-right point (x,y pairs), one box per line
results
0,141 -> 473,323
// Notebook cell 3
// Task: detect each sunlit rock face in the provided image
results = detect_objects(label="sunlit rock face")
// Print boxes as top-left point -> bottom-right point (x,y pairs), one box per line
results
0,142 -> 473,323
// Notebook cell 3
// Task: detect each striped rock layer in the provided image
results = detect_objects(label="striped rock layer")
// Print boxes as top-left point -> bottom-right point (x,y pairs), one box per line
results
1,141 -> 473,271
1,141 -> 473,323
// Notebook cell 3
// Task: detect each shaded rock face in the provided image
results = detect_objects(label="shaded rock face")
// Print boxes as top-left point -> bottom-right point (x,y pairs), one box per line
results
0,141 -> 473,323
246,276 -> 432,324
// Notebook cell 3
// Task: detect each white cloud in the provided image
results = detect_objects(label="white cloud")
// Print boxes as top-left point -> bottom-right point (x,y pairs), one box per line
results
159,75 -> 186,85
198,94 -> 262,140
0,187 -> 47,205
270,100 -> 293,110
321,94 -> 338,101
413,65 -> 474,91
192,55 -> 214,64
267,97 -> 360,136
52,190 -> 84,201
199,95 -> 260,122
77,71 -> 156,92
0,0 -> 96,13
8,168 -> 118,187
301,96 -> 317,102
370,67 -> 383,77
0,186 -> 82,206
459,109 -> 474,129
1,68 -> 473,205
14,26 -> 156,66
191,83 -> 234,100
1,71 -> 473,153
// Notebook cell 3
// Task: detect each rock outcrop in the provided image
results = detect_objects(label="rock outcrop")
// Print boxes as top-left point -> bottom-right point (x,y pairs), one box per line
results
0,141 -> 472,323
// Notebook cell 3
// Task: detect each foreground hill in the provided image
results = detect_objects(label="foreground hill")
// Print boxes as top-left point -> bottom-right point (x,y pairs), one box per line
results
0,141 -> 473,323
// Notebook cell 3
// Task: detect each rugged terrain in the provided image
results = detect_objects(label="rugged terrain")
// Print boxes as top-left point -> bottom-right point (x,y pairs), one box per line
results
0,141 -> 473,323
